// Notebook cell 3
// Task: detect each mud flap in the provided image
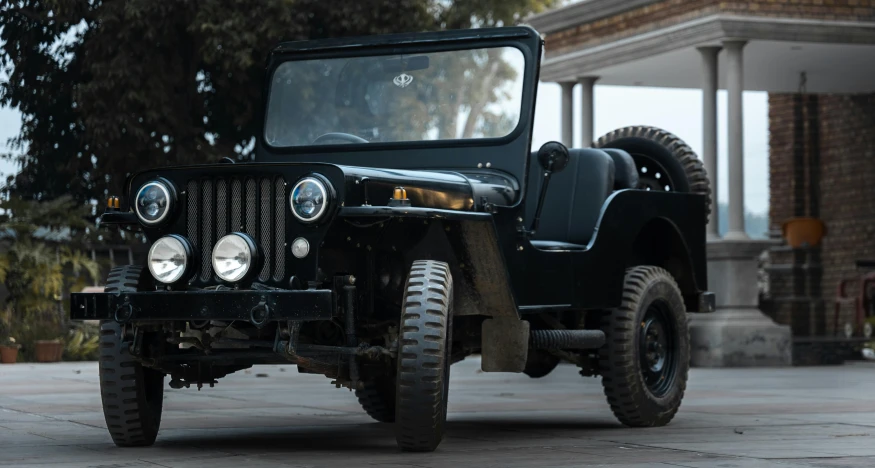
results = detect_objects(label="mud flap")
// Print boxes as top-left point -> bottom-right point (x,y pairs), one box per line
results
481,318 -> 529,372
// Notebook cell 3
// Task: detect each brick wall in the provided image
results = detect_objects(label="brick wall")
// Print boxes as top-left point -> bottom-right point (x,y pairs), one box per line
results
767,92 -> 875,335
544,0 -> 875,57
818,94 -> 875,306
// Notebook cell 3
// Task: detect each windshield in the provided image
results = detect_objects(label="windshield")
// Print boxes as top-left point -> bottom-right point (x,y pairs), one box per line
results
264,46 -> 525,147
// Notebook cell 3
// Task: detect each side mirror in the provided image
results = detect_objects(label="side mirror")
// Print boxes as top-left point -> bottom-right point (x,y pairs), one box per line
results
537,141 -> 569,173
528,142 -> 570,237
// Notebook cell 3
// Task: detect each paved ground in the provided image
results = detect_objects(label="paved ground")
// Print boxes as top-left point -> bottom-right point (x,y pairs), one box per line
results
2,359 -> 875,468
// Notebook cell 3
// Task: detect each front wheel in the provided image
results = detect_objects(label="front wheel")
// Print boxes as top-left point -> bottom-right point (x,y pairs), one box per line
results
599,266 -> 689,427
394,260 -> 453,452
355,375 -> 396,423
99,266 -> 165,447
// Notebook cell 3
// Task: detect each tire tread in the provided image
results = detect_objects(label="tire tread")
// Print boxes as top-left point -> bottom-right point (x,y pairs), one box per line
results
598,266 -> 689,428
595,125 -> 712,219
99,265 -> 163,447
395,260 -> 452,452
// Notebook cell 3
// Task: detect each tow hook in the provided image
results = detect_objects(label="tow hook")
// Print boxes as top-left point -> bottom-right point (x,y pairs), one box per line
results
249,298 -> 270,328
114,298 -> 134,323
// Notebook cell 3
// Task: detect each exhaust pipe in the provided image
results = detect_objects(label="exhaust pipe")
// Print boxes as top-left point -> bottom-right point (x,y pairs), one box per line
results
530,329 -> 605,350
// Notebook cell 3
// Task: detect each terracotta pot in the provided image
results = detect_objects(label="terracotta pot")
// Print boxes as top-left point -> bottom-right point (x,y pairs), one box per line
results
782,217 -> 826,248
0,345 -> 19,364
34,340 -> 64,363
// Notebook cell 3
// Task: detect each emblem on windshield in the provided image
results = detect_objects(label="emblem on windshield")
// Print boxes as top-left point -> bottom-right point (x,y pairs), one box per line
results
393,73 -> 413,88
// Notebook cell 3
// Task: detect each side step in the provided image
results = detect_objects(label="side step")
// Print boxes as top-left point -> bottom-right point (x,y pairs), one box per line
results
530,329 -> 605,350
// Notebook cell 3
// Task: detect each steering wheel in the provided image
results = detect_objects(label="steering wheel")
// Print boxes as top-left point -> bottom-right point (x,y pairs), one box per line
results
312,132 -> 369,144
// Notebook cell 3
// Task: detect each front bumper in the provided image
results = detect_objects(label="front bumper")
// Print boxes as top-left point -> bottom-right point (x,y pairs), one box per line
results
70,289 -> 334,325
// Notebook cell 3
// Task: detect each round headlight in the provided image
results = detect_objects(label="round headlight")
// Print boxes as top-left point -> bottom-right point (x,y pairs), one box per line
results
212,233 -> 257,283
148,235 -> 192,284
290,176 -> 331,223
135,180 -> 173,225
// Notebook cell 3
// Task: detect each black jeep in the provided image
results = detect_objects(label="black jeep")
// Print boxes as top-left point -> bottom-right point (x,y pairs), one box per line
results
72,26 -> 714,452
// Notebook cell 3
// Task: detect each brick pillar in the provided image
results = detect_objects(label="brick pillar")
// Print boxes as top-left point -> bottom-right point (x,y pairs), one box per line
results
767,92 -> 875,363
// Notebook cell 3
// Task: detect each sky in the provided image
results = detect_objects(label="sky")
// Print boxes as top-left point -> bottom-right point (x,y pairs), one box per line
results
0,82 -> 770,214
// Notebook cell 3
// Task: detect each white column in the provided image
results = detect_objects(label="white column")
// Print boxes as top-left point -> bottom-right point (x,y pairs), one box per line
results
560,82 -> 574,147
698,46 -> 721,240
578,76 -> 598,147
723,40 -> 748,240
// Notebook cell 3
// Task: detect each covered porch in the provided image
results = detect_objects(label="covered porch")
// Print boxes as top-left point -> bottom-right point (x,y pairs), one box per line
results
528,0 -> 875,366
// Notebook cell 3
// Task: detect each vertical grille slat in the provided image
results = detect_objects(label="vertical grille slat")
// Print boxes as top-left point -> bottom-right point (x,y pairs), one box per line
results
259,178 -> 272,282
231,179 -> 242,231
187,175 -> 285,285
200,179 -> 214,281
216,179 -> 228,240
273,177 -> 286,281
186,180 -> 199,286
245,178 -> 257,238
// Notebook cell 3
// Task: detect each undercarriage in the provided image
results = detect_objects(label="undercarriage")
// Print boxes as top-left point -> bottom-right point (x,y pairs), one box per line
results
75,282 -> 611,391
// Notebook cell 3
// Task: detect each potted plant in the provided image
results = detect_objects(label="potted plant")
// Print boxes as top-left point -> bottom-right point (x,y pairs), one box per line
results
0,336 -> 21,364
34,337 -> 65,362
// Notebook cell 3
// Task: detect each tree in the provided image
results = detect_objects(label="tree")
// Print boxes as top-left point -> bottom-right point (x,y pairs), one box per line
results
1,0 -> 557,206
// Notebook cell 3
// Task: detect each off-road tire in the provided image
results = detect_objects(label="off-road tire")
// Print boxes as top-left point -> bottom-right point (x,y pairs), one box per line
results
599,266 -> 690,427
395,260 -> 453,452
355,376 -> 396,423
100,265 -> 165,447
596,126 -> 712,220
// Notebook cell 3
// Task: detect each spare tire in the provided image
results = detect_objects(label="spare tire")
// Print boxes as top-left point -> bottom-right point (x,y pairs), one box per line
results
595,126 -> 711,220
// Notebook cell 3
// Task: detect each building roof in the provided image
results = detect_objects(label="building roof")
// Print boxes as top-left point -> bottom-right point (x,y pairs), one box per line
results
526,1 -> 875,92
528,0 -> 660,35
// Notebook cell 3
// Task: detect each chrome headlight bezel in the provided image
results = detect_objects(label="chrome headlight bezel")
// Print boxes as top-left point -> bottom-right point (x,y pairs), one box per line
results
211,232 -> 260,284
134,178 -> 176,226
147,235 -> 195,285
290,175 -> 333,223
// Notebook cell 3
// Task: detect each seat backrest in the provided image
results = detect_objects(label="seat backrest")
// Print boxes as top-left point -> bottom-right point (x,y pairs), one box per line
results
525,148 -> 615,245
601,148 -> 639,190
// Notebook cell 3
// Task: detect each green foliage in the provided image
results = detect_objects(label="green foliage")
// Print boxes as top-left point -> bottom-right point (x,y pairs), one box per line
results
1,0 -> 557,204
0,196 -> 100,350
64,322 -> 100,361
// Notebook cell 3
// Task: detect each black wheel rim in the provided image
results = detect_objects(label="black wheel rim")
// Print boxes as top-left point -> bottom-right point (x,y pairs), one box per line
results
632,154 -> 676,192
639,300 -> 677,397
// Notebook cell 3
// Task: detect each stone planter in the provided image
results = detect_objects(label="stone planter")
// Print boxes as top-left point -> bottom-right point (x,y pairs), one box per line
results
0,345 -> 20,364
34,340 -> 64,362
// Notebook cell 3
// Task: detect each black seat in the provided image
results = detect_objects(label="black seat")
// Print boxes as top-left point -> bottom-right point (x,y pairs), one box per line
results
525,148 -> 616,248
600,148 -> 639,190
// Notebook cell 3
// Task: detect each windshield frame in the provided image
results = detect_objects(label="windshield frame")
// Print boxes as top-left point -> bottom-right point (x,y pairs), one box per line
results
260,31 -> 537,156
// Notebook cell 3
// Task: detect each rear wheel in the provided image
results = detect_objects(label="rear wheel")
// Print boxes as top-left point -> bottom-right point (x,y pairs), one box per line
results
394,260 -> 453,452
599,266 -> 689,427
99,266 -> 165,447
596,126 -> 711,220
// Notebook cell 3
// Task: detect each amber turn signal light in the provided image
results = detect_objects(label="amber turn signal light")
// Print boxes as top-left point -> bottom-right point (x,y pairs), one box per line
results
393,187 -> 407,200
388,186 -> 411,207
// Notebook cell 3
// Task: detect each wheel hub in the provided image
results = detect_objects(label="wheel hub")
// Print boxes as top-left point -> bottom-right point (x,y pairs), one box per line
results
633,154 -> 674,192
638,301 -> 677,396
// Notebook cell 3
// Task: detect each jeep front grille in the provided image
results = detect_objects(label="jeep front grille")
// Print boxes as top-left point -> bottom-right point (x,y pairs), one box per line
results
185,176 -> 286,284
